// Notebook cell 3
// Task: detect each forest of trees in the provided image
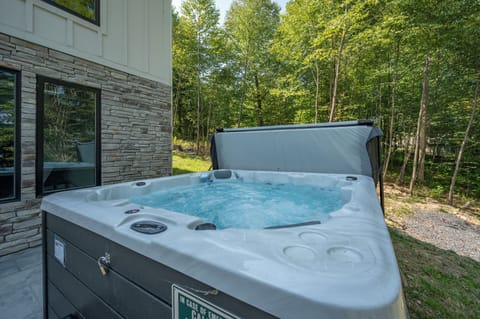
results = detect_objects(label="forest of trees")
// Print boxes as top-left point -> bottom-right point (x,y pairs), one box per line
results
172,0 -> 480,202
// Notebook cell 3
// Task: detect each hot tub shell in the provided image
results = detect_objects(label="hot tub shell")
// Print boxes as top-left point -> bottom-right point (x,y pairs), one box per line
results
41,121 -> 408,319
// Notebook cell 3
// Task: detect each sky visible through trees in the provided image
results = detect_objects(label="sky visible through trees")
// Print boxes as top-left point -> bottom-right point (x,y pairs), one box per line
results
173,0 -> 289,22
172,0 -> 480,202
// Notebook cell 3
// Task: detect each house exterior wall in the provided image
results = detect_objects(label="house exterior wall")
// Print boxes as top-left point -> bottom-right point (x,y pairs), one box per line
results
0,33 -> 172,256
0,0 -> 172,85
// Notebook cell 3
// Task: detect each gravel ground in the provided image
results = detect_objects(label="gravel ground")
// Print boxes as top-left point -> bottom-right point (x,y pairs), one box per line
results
400,211 -> 480,262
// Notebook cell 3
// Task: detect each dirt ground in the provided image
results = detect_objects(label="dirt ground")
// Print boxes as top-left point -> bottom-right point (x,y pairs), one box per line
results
384,183 -> 480,262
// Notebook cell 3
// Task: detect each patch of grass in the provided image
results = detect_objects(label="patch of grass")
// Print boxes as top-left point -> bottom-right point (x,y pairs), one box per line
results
413,185 -> 448,203
389,206 -> 413,217
172,151 -> 211,175
390,229 -> 480,319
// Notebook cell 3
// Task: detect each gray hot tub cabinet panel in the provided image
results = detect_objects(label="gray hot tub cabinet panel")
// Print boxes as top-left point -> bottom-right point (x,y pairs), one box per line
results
46,231 -> 170,318
43,213 -> 277,319
47,256 -> 121,319
47,281 -> 83,319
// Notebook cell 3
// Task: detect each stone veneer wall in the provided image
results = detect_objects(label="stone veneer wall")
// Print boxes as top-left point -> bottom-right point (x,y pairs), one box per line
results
0,33 -> 172,256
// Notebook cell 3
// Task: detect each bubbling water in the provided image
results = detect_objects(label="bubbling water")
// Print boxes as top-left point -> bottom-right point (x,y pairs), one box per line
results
130,180 -> 342,229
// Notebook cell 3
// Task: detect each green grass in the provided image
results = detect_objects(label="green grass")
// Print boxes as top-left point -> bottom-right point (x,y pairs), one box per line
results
171,151 -> 480,318
172,151 -> 211,175
391,229 -> 480,319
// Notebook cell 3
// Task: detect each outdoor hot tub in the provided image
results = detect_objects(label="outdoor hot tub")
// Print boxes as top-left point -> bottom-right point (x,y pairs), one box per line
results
41,121 -> 408,319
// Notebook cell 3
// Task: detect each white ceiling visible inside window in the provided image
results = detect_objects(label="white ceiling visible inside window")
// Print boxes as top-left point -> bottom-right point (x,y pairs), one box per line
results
172,0 -> 288,24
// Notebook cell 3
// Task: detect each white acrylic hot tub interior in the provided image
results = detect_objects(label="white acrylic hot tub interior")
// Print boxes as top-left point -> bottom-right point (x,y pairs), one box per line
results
41,170 -> 408,319
85,170 -> 355,230
93,170 -> 352,230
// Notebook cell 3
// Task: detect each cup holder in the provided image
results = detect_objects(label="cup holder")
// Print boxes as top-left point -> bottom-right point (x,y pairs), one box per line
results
130,221 -> 167,234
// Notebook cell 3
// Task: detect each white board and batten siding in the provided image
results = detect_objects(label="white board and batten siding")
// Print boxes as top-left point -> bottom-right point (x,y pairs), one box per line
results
0,0 -> 172,85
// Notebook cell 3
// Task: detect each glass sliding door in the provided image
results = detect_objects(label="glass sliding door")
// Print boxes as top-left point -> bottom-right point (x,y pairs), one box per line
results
0,68 -> 20,201
37,77 -> 100,195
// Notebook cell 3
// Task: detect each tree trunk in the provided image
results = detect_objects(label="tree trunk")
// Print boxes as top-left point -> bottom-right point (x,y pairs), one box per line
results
195,31 -> 202,154
313,61 -> 320,123
409,54 -> 430,195
195,81 -> 201,153
204,92 -> 214,150
329,28 -> 347,122
383,78 -> 395,178
306,13 -> 320,124
417,108 -> 428,182
237,52 -> 249,128
254,73 -> 263,126
329,4 -> 349,122
397,133 -> 412,185
172,76 -> 182,136
383,39 -> 400,178
378,80 -> 382,120
448,80 -> 479,205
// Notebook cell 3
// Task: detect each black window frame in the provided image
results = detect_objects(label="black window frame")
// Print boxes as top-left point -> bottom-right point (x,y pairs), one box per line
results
36,76 -> 101,197
0,67 -> 21,203
42,0 -> 100,26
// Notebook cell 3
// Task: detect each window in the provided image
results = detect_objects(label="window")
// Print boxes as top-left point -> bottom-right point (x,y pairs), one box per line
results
43,0 -> 100,25
0,68 -> 20,202
37,77 -> 100,195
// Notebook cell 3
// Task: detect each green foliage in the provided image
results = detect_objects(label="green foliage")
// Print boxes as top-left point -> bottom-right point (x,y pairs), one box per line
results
173,0 -> 223,142
172,0 -> 480,199
225,0 -> 281,127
